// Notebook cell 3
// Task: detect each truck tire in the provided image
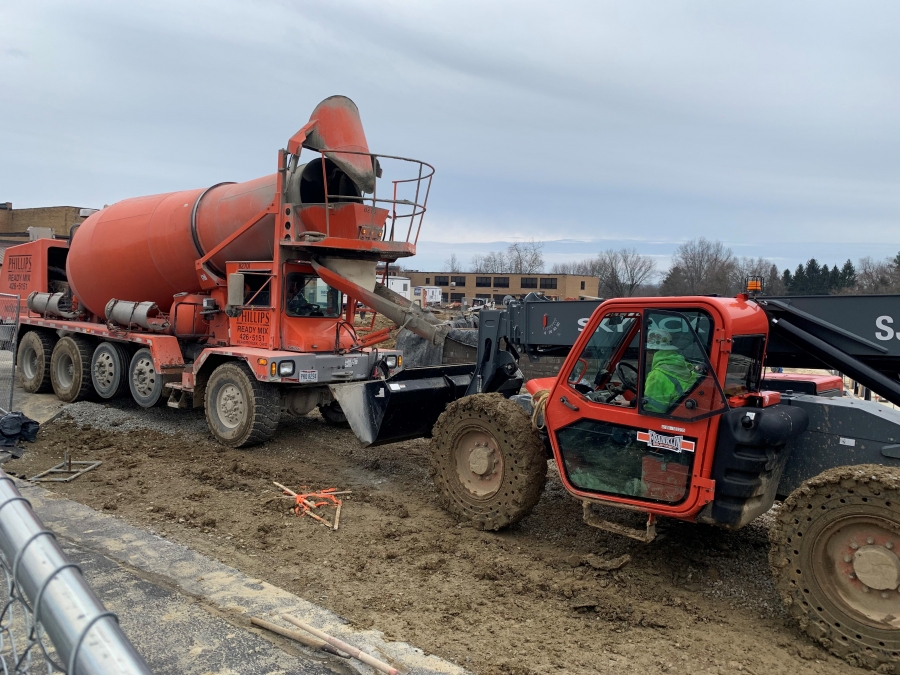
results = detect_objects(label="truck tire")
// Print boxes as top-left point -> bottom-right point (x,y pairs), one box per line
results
770,465 -> 900,670
91,341 -> 131,399
205,362 -> 279,448
128,348 -> 168,407
50,336 -> 95,402
430,393 -> 547,530
17,330 -> 56,393
318,401 -> 349,427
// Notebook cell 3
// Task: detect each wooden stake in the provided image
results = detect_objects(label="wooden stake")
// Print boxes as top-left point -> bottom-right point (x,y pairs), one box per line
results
274,481 -> 333,528
281,615 -> 401,675
250,617 -> 347,658
333,502 -> 342,531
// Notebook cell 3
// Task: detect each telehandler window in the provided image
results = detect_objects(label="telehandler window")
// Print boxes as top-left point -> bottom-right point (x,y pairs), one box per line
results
639,310 -> 727,421
724,335 -> 765,396
567,312 -> 641,407
556,420 -> 694,503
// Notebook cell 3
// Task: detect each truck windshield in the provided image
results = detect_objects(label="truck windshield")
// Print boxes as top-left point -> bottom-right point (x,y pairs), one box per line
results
284,273 -> 341,318
724,335 -> 766,396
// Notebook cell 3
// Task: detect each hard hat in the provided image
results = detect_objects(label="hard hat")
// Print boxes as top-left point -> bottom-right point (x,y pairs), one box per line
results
646,330 -> 678,351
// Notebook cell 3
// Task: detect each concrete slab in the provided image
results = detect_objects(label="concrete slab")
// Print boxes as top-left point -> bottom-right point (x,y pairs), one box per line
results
13,386 -> 64,424
18,480 -> 469,675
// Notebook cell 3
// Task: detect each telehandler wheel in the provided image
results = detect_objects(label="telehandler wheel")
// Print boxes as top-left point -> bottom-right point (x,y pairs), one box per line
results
49,336 -> 95,402
91,341 -> 131,399
318,401 -> 349,427
770,465 -> 900,670
17,331 -> 56,393
205,362 -> 280,448
430,393 -> 547,531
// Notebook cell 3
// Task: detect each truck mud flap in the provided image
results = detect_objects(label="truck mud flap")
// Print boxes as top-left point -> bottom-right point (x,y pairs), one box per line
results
330,365 -> 475,447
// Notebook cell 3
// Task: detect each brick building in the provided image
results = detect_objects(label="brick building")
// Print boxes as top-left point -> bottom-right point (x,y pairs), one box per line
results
404,271 -> 597,303
0,203 -> 90,238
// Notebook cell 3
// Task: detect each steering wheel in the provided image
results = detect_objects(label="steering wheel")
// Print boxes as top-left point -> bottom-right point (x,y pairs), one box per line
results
615,362 -> 639,393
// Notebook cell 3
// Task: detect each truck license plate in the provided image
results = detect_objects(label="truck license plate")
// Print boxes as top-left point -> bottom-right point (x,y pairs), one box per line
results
298,370 -> 318,382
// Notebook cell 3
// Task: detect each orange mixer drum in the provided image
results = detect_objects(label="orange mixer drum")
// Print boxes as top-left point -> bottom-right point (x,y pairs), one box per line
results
66,175 -> 276,317
66,96 -> 376,318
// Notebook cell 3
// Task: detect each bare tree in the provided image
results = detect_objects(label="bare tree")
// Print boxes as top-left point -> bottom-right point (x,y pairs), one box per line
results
551,249 -> 656,297
597,248 -> 656,297
471,241 -> 544,273
506,240 -> 545,274
732,257 -> 785,295
854,256 -> 900,293
660,238 -> 736,296
444,253 -> 461,273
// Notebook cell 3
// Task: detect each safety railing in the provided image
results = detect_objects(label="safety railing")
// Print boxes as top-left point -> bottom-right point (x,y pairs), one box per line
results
285,148 -> 434,246
0,472 -> 152,673
0,294 -> 20,413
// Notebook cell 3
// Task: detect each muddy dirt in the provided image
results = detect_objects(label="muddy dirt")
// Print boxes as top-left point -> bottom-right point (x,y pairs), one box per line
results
8,409 -> 869,675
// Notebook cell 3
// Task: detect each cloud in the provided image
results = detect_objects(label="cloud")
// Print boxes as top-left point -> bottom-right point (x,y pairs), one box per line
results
1,0 -> 898,274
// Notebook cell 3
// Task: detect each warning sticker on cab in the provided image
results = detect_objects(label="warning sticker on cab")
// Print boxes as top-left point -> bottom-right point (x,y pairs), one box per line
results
297,370 -> 318,383
636,430 -> 695,453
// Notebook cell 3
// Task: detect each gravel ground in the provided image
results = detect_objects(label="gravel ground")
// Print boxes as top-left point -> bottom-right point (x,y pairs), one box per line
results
62,399 -> 209,436
8,397 -> 866,675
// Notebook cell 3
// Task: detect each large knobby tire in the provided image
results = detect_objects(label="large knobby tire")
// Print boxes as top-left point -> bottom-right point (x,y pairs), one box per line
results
49,336 -> 95,402
770,465 -> 900,670
205,362 -> 280,448
17,331 -> 56,393
430,393 -> 547,530
91,341 -> 131,399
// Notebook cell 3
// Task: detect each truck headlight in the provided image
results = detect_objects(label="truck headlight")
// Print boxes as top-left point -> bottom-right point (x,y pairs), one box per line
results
384,355 -> 398,368
278,361 -> 295,377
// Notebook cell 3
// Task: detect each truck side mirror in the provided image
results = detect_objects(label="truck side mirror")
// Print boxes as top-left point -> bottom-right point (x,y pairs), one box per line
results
226,273 -> 244,317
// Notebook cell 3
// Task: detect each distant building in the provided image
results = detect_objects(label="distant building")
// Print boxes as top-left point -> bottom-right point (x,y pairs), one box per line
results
0,203 -> 91,239
385,275 -> 411,300
404,271 -> 597,303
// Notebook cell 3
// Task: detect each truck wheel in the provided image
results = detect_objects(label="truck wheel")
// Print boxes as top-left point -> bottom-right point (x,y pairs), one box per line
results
91,342 -> 131,399
50,336 -> 95,402
318,402 -> 349,427
17,331 -> 56,393
128,348 -> 168,407
770,465 -> 900,670
430,393 -> 547,530
205,362 -> 279,448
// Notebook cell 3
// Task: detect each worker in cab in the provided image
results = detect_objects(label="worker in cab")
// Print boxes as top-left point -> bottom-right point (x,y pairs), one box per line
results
642,329 -> 698,413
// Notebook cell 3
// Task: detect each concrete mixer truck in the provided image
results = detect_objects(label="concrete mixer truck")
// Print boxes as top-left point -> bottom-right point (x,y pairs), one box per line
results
1,96 -> 446,447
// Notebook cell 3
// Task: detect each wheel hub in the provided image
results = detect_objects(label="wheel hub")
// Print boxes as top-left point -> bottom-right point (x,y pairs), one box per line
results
56,354 -> 74,389
815,516 -> 900,629
94,352 -> 114,388
132,358 -> 156,396
453,429 -> 503,499
217,384 -> 245,429
22,347 -> 37,380
853,544 -> 900,591
468,445 -> 497,476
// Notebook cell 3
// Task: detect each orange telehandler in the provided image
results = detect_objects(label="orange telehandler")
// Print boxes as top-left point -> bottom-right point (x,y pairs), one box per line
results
336,289 -> 900,670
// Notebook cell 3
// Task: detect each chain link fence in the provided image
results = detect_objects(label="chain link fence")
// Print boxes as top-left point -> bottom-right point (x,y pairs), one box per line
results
0,472 -> 152,674
0,294 -> 20,413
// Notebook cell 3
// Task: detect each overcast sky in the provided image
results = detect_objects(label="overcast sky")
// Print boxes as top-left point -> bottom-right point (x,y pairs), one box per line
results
2,1 -> 899,274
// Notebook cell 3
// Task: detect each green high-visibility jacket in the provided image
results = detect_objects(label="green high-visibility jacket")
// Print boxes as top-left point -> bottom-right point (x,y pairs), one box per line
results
643,351 -> 698,413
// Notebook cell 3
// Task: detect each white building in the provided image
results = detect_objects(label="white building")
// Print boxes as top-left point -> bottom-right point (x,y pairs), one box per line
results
413,286 -> 442,306
386,275 -> 411,300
